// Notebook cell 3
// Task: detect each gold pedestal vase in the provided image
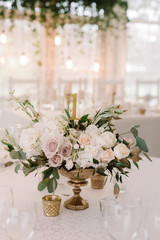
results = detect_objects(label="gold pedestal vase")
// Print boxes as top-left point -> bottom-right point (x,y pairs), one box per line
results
91,174 -> 106,189
59,168 -> 94,210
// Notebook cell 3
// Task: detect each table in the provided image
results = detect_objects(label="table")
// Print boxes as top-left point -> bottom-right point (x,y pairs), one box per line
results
0,155 -> 159,240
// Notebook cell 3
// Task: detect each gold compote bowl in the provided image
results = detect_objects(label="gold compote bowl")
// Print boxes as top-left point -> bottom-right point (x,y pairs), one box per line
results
59,168 -> 94,210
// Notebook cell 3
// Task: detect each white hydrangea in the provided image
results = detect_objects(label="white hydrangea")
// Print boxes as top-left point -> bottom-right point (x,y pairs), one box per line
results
19,127 -> 41,158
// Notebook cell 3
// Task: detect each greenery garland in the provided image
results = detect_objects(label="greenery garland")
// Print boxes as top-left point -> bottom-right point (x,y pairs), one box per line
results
0,0 -> 128,31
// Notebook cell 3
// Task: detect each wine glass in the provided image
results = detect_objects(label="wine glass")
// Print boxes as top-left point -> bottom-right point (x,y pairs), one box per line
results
106,201 -> 139,240
99,198 -> 118,238
0,186 -> 13,237
144,205 -> 160,240
5,204 -> 37,240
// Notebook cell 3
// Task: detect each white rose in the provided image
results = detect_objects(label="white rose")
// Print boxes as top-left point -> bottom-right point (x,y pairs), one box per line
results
65,159 -> 74,170
114,143 -> 130,159
19,128 -> 41,158
101,132 -> 117,148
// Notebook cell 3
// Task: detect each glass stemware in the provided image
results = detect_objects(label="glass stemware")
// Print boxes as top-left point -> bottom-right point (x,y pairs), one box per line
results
0,186 -> 13,238
103,199 -> 139,240
143,206 -> 160,240
5,205 -> 37,240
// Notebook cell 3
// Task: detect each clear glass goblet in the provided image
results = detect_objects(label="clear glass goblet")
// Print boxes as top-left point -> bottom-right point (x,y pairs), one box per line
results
144,206 -> 160,240
106,201 -> 139,240
0,186 -> 13,238
5,205 -> 37,240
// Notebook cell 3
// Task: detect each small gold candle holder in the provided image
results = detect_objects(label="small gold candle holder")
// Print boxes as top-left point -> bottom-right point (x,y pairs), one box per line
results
42,195 -> 61,217
91,174 -> 106,189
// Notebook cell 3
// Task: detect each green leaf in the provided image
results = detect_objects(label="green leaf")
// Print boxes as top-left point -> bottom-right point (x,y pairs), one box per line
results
52,178 -> 58,192
22,164 -> 36,176
78,114 -> 89,124
77,171 -> 83,181
131,127 -> 138,138
18,150 -> 26,160
10,150 -> 26,160
47,178 -> 54,193
143,152 -> 152,162
52,168 -> 60,179
136,136 -> 149,152
38,179 -> 48,191
135,125 -> 140,128
1,141 -> 14,152
64,109 -> 71,119
93,158 -> 99,164
43,167 -> 54,179
116,162 -> 129,168
15,163 -> 21,173
10,151 -> 20,159
114,183 -> 120,197
115,172 -> 119,182
5,161 -> 13,167
97,168 -> 108,176
133,161 -> 139,169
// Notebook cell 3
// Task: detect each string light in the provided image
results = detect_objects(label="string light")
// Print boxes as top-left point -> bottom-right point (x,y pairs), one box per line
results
20,52 -> 28,66
93,61 -> 100,73
55,33 -> 61,46
66,57 -> 73,69
0,30 -> 7,44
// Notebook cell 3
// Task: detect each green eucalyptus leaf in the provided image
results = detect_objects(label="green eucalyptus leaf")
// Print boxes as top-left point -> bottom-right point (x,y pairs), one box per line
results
136,137 -> 149,152
18,150 -> 26,160
43,167 -> 53,179
52,168 -> 60,180
131,127 -> 138,138
15,163 -> 21,173
38,179 -> 48,191
10,151 -> 20,159
52,178 -> 58,192
47,178 -> 54,193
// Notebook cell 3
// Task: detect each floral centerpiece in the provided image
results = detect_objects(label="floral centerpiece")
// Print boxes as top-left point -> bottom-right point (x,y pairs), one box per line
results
0,92 -> 151,199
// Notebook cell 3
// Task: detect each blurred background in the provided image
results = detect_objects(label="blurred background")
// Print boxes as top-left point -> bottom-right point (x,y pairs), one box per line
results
0,0 -> 159,112
0,0 -> 160,158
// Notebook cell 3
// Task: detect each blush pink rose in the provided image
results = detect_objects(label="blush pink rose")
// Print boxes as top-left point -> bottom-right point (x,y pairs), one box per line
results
99,149 -> 115,163
49,154 -> 62,167
61,142 -> 72,158
79,133 -> 91,146
42,137 -> 59,158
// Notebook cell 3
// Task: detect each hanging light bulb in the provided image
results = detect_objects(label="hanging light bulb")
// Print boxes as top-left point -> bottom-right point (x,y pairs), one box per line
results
20,52 -> 28,66
0,30 -> 7,44
66,57 -> 73,70
55,33 -> 61,46
93,61 -> 100,73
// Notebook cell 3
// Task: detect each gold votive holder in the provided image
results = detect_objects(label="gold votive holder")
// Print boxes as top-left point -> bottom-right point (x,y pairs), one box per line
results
91,174 -> 106,189
42,195 -> 61,217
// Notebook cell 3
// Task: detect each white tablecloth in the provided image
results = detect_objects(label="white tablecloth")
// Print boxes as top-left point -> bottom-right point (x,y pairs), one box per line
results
0,156 -> 159,240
